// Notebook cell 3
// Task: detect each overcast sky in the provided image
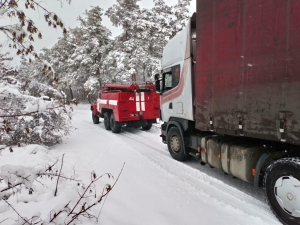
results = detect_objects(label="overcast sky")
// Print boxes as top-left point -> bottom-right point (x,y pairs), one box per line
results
1,0 -> 196,65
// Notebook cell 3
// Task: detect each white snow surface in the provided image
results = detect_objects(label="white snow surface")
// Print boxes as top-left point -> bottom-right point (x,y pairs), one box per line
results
0,105 -> 282,225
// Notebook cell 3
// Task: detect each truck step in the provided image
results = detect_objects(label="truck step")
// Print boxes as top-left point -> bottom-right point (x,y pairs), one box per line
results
189,152 -> 201,159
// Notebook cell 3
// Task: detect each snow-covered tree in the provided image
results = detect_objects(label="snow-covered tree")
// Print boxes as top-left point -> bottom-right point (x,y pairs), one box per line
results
0,1 -> 75,147
16,1 -> 191,104
170,0 -> 192,37
105,0 -> 142,81
69,6 -> 112,100
105,0 -> 191,82
0,49 -> 13,77
19,6 -> 112,102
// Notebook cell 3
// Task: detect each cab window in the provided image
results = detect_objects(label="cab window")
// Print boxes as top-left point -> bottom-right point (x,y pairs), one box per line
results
162,65 -> 180,93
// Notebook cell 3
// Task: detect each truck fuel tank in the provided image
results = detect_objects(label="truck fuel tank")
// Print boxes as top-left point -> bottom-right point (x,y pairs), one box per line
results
221,142 -> 269,184
206,137 -> 232,170
192,135 -> 269,184
200,135 -> 216,164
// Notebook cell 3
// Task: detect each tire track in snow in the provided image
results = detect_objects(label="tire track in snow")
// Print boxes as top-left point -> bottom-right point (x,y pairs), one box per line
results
118,129 -> 280,225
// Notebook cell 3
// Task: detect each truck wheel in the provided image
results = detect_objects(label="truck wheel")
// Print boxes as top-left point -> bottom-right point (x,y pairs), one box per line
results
142,123 -> 152,131
264,158 -> 300,225
104,112 -> 111,130
110,114 -> 122,133
92,113 -> 100,124
166,126 -> 189,161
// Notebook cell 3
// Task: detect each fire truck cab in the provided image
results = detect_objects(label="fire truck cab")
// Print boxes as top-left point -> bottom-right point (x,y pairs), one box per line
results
91,83 -> 160,133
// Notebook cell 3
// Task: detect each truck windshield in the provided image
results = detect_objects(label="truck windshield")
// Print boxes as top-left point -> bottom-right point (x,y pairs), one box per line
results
162,64 -> 180,93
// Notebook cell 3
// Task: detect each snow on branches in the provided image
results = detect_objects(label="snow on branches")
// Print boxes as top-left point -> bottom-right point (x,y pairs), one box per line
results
105,0 -> 192,82
15,1 -> 191,102
0,1 -> 77,146
0,0 -> 68,57
0,75 -> 74,146
0,145 -> 124,225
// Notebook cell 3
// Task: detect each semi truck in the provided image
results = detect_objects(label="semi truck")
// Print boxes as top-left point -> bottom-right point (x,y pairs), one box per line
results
159,1 -> 300,224
91,83 -> 160,133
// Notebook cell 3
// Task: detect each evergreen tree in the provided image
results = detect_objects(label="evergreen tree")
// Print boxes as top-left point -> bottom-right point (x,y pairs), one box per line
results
17,1 -> 191,102
105,0 -> 191,82
18,6 -> 112,102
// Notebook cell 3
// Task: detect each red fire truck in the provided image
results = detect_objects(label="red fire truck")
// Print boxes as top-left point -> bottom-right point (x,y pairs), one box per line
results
90,83 -> 160,133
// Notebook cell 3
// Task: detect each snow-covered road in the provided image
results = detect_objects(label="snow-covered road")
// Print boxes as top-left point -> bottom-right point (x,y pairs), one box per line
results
54,105 -> 281,225
0,105 -> 282,225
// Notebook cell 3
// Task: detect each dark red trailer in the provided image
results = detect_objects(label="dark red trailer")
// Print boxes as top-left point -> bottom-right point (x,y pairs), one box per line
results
196,0 -> 300,145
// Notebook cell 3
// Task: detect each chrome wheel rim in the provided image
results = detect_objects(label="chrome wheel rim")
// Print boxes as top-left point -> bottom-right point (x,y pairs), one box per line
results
170,135 -> 180,153
274,176 -> 300,217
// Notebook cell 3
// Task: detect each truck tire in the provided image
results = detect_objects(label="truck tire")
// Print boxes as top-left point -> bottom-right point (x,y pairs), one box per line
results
110,113 -> 122,133
92,113 -> 100,124
166,126 -> 189,161
264,158 -> 300,225
104,112 -> 111,130
142,123 -> 152,131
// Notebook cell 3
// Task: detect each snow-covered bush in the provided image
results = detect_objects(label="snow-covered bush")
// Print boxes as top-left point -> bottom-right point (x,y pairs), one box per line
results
0,76 -> 73,146
0,145 -> 123,225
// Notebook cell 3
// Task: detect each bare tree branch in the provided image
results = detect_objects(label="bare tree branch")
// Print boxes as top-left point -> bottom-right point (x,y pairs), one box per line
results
54,153 -> 64,196
3,199 -> 31,225
66,163 -> 125,224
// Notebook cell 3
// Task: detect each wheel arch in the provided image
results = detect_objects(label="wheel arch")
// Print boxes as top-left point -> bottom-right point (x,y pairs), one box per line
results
255,154 -> 292,188
168,117 -> 191,132
90,104 -> 98,116
263,157 -> 300,187
101,108 -> 113,118
256,147 -> 300,188
254,153 -> 271,188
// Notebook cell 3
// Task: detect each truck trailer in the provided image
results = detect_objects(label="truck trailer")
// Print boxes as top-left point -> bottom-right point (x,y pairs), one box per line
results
159,1 -> 300,224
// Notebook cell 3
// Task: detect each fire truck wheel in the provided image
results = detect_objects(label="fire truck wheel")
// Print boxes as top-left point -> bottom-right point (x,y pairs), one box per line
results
103,112 -> 111,130
166,126 -> 189,161
110,114 -> 122,133
142,123 -> 152,131
92,113 -> 100,124
264,158 -> 300,225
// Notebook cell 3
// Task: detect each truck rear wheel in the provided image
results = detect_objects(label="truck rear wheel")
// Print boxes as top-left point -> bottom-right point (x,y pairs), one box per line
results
110,114 -> 122,133
142,123 -> 152,131
166,126 -> 189,161
264,158 -> 300,225
92,113 -> 100,124
104,112 -> 111,130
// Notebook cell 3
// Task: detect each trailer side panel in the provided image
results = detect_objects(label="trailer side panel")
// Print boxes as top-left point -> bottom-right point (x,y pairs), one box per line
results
195,0 -> 300,145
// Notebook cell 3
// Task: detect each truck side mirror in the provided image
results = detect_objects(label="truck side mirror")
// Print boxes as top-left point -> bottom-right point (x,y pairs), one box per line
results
155,79 -> 161,93
154,73 -> 161,91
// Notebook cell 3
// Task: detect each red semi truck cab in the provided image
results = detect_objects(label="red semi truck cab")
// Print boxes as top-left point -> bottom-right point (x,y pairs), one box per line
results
91,83 -> 160,133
